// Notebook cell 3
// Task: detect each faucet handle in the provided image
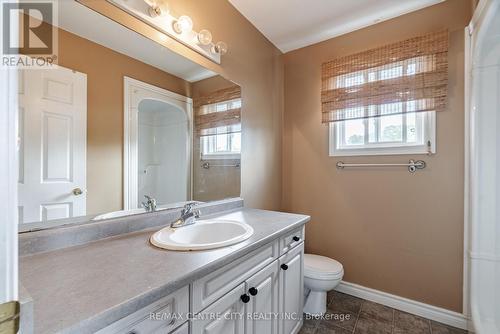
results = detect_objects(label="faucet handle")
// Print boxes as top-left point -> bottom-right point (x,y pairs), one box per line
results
142,195 -> 157,212
182,202 -> 196,215
194,209 -> 201,219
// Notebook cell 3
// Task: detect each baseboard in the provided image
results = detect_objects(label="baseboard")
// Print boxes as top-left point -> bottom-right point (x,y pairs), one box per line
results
335,281 -> 468,330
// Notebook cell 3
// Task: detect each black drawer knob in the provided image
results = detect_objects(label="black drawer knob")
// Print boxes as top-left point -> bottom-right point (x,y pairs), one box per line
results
249,287 -> 258,296
292,236 -> 300,242
281,264 -> 289,270
241,294 -> 250,303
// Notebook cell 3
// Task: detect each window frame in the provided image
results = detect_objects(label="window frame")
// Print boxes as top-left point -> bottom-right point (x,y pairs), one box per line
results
329,111 -> 436,157
200,132 -> 241,160
198,97 -> 242,160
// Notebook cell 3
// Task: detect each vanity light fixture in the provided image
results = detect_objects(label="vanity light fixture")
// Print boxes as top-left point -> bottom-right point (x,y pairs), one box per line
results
144,0 -> 169,17
172,15 -> 193,34
122,0 -> 228,62
197,29 -> 213,46
212,41 -> 228,55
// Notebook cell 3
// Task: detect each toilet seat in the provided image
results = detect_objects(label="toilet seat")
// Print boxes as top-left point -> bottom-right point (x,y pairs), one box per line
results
304,254 -> 344,280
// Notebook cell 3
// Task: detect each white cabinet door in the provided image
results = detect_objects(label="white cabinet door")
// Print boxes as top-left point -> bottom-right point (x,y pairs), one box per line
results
171,322 -> 189,334
279,244 -> 304,334
18,67 -> 87,224
191,283 -> 246,334
245,261 -> 279,334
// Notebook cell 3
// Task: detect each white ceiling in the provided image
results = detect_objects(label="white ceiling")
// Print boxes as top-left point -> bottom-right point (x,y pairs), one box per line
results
57,1 -> 216,82
229,0 -> 444,53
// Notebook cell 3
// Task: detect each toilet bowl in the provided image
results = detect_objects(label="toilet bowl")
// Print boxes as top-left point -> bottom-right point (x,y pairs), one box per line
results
303,254 -> 344,316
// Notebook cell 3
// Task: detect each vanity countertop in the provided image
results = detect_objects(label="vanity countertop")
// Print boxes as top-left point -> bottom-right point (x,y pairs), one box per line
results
19,208 -> 309,334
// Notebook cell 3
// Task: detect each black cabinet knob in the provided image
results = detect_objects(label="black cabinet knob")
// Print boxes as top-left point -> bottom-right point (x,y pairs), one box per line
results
240,294 -> 250,303
281,264 -> 289,270
249,287 -> 258,296
292,236 -> 300,242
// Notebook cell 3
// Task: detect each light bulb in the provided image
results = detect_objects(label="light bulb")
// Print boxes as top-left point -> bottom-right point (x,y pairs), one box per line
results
146,0 -> 169,17
212,41 -> 228,55
197,29 -> 213,46
173,15 -> 193,34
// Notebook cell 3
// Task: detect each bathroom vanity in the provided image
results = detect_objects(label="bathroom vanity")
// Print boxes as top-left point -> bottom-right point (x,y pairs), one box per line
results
13,2 -> 309,334
99,225 -> 304,334
19,200 -> 309,334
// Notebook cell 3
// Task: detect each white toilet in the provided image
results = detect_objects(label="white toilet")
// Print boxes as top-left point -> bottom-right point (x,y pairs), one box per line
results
303,254 -> 344,316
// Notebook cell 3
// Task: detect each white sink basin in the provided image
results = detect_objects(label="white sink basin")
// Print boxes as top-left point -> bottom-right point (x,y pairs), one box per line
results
92,208 -> 151,220
92,201 -> 201,220
150,219 -> 254,251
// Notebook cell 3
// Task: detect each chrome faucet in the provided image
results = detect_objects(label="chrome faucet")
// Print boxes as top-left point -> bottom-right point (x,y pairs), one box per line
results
170,203 -> 200,228
142,195 -> 157,212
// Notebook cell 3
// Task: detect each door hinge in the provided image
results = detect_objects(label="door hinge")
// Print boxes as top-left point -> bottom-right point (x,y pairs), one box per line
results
0,301 -> 20,334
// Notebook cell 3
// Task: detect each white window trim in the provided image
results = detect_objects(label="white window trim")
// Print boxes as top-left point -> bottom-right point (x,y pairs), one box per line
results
198,97 -> 242,159
199,133 -> 241,159
329,112 -> 436,157
201,153 -> 241,160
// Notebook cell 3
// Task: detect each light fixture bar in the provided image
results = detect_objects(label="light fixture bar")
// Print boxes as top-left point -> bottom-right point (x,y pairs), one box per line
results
106,0 -> 225,64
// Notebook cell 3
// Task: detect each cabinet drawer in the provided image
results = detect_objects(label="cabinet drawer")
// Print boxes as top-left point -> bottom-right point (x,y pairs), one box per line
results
96,286 -> 189,334
191,240 -> 279,313
280,226 -> 305,255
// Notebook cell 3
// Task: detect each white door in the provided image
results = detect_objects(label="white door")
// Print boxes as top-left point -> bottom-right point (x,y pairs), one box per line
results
279,245 -> 304,334
18,66 -> 87,224
191,283 -> 246,334
246,262 -> 279,334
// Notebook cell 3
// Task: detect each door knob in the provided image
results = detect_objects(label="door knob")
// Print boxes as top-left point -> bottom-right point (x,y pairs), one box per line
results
292,236 -> 300,242
72,188 -> 83,196
281,264 -> 289,270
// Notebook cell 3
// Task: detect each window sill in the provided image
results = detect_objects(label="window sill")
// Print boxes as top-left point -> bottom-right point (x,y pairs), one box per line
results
201,153 -> 241,160
329,147 -> 434,157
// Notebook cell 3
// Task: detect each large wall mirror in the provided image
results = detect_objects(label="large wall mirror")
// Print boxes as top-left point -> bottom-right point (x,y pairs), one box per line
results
18,1 -> 241,231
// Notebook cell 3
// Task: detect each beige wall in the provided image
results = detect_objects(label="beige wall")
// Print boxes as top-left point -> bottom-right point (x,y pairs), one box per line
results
56,28 -> 191,215
191,76 -> 241,201
282,0 -> 471,312
80,0 -> 284,211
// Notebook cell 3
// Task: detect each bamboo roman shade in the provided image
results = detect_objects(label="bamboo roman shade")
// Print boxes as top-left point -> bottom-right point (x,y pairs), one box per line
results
194,85 -> 241,136
321,30 -> 449,123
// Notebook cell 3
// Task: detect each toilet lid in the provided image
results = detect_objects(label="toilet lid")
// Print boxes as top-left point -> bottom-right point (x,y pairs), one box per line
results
304,254 -> 344,279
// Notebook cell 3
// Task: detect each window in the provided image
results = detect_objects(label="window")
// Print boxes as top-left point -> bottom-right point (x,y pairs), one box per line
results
199,98 -> 242,115
199,98 -> 241,159
321,30 -> 447,157
200,128 -> 241,159
326,55 -> 434,91
326,56 -> 437,156
329,109 -> 435,156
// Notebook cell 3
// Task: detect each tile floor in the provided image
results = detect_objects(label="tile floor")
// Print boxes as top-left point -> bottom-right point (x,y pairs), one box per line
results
299,291 -> 468,334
